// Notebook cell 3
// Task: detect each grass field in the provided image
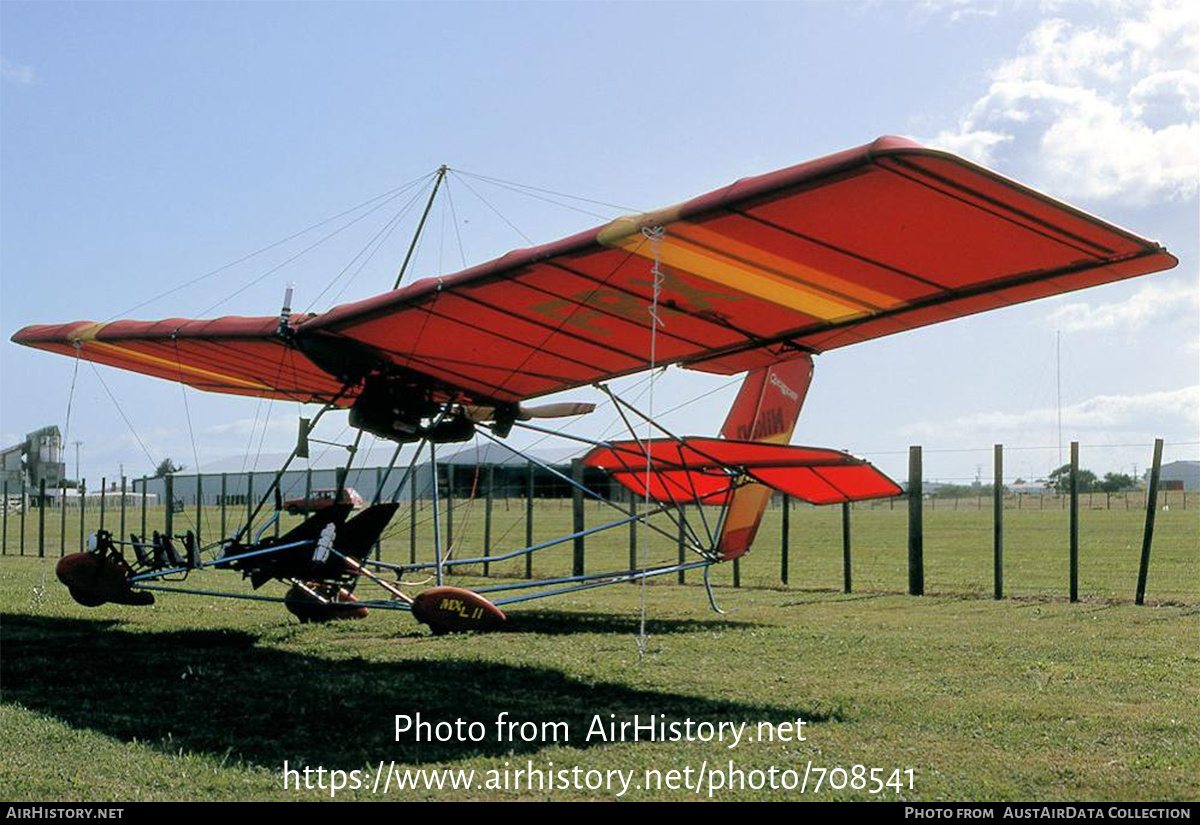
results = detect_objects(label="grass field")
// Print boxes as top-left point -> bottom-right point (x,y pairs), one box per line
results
1,497 -> 1197,801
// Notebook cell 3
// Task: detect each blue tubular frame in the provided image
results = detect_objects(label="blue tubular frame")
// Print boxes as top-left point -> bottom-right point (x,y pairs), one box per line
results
474,426 -> 707,555
367,505 -> 674,573
133,582 -> 415,611
113,381 -> 751,622
490,560 -> 714,606
127,538 -> 316,582
505,419 -> 731,552
592,383 -> 715,550
430,440 -> 444,586
472,560 -> 706,594
254,511 -> 280,543
131,558 -> 714,611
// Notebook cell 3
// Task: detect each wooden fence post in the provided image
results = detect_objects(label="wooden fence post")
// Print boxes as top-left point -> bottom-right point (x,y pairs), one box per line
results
993,444 -> 1003,600
195,474 -> 202,548
628,492 -> 638,582
246,473 -> 254,539
780,494 -> 790,585
139,477 -> 147,539
59,479 -> 67,556
165,474 -> 174,539
1069,441 -> 1079,603
37,478 -> 46,558
484,465 -> 493,576
409,469 -> 417,565
99,476 -> 107,531
908,446 -> 924,596
78,478 -> 86,550
20,479 -> 26,556
842,501 -> 852,593
374,466 -> 383,560
677,511 -> 686,584
571,458 -> 584,577
525,461 -> 534,579
220,473 -> 228,540
1135,438 -> 1164,606
119,476 -> 127,542
445,463 -> 454,557
2,481 -> 7,555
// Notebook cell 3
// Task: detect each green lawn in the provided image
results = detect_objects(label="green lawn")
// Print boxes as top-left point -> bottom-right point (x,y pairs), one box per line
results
1,496 -> 1196,801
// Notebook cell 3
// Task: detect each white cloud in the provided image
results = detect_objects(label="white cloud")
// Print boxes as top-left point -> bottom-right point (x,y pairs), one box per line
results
927,128 -> 1013,165
1,58 -> 36,86
1046,278 -> 1200,332
917,0 -> 1002,22
925,0 -> 1199,205
901,385 -> 1200,442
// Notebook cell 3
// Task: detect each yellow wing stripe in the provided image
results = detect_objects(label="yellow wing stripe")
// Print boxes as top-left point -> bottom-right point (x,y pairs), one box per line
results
85,340 -> 273,391
606,232 -> 867,322
671,223 -> 903,311
597,214 -> 883,321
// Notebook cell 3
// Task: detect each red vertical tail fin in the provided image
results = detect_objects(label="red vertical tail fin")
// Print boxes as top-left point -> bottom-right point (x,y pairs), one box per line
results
716,355 -> 813,559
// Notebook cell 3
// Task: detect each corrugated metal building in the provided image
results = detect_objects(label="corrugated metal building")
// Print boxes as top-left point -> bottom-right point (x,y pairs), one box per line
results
1156,460 -> 1200,491
135,443 -> 608,509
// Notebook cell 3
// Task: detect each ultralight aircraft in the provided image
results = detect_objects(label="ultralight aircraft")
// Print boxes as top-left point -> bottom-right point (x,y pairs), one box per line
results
12,137 -> 1177,634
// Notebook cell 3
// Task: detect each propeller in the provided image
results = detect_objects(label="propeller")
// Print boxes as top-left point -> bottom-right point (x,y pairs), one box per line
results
516,401 -> 596,420
463,401 -> 596,434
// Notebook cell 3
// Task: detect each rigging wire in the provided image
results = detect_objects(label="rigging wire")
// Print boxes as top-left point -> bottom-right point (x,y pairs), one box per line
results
85,362 -> 197,535
88,364 -> 160,475
84,161 -> 742,594
197,175 -> 433,317
105,172 -> 434,322
173,338 -> 206,540
312,180 -> 435,310
452,168 -> 634,216
34,349 -> 83,605
451,173 -> 535,245
443,177 -> 469,271
637,226 -> 667,658
398,368 -> 744,564
239,395 -> 267,477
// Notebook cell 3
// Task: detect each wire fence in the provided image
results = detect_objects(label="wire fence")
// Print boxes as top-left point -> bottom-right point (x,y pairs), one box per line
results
4,440 -> 1196,606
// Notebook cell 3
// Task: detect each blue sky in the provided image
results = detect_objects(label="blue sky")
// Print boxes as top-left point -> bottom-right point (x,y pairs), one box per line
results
2,0 -> 1197,486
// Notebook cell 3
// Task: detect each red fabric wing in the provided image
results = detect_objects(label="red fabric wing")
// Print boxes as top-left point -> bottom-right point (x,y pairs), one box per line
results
11,317 -> 348,404
12,136 -> 1176,404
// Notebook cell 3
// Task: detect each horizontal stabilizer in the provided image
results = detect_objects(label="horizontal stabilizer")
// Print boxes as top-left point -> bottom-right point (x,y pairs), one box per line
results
584,438 -> 901,506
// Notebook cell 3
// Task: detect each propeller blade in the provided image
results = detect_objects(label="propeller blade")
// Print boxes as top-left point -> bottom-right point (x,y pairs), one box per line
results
518,402 -> 596,420
463,402 -> 596,423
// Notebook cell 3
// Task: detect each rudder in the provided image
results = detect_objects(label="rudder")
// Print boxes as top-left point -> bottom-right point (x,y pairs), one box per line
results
716,355 -> 813,559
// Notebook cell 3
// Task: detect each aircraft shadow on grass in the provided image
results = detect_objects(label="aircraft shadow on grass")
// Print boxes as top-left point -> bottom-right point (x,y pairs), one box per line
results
488,609 -> 761,636
3,614 -> 834,769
